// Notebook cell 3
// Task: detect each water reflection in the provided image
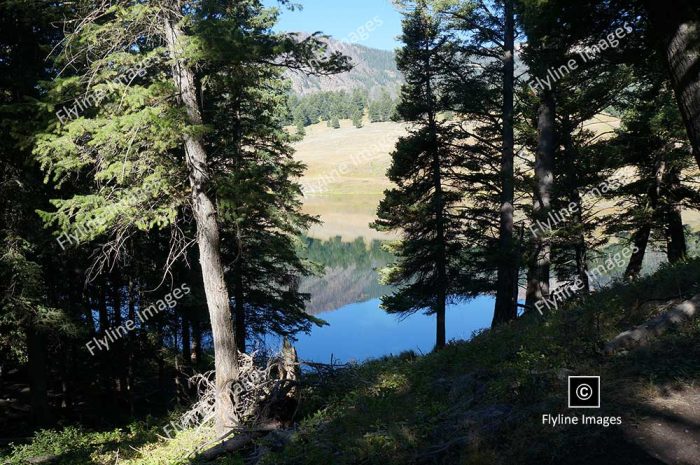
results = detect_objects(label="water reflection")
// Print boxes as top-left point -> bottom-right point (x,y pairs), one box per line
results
293,296 -> 494,363
260,236 -> 494,362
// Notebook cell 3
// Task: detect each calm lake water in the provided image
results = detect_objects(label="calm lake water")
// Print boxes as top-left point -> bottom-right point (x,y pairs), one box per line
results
258,236 -> 495,363
291,296 -> 495,363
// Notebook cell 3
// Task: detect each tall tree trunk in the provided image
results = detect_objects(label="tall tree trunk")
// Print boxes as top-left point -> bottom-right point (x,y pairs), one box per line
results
164,12 -> 238,435
493,0 -> 518,327
663,165 -> 687,262
561,118 -> 589,293
97,282 -> 114,408
645,0 -> 700,169
625,155 -> 664,280
425,54 -> 447,350
192,314 -> 202,367
182,315 -> 191,364
26,324 -> 51,427
111,273 -> 126,394
625,224 -> 652,279
526,91 -> 556,309
127,278 -> 136,417
98,283 -> 109,332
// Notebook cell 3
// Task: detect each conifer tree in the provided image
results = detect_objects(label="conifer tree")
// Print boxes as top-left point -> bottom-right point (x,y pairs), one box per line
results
373,1 -> 466,350
33,0 -> 348,433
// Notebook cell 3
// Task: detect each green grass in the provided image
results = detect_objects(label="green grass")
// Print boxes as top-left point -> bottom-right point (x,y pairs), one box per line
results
4,259 -> 699,465
260,258 -> 700,465
0,415 -> 239,465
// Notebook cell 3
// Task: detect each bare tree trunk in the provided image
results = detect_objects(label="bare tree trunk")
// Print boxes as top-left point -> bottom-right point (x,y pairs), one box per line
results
192,313 -> 202,367
493,0 -> 518,327
626,154 -> 665,279
663,166 -> 687,262
526,91 -> 555,309
645,0 -> 700,169
625,224 -> 651,280
127,278 -> 136,417
164,12 -> 238,435
425,56 -> 447,350
561,119 -> 589,293
182,315 -> 191,364
111,273 -> 126,394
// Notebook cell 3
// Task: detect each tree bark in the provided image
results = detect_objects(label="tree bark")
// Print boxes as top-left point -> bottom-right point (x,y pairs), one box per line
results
645,0 -> 700,169
561,118 -> 589,293
526,91 -> 555,309
626,154 -> 665,279
127,278 -> 136,417
182,315 -> 191,364
426,53 -> 447,350
663,165 -> 687,262
493,0 -> 518,327
624,224 -> 651,280
164,12 -> 238,435
192,314 -> 202,366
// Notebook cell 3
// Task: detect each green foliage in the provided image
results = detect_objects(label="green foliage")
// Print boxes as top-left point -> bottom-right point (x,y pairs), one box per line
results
287,87 -> 397,128
260,259 -> 700,465
0,421 -> 242,465
373,3 -> 471,320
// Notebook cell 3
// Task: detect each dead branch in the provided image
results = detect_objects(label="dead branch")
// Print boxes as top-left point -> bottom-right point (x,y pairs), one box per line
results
605,294 -> 700,354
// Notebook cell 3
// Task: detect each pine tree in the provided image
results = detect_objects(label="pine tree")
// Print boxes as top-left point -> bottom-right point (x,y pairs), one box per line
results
434,0 -> 525,323
33,0 -> 348,434
373,1 -> 466,350
601,60 -> 699,276
208,50 -> 325,351
352,109 -> 364,128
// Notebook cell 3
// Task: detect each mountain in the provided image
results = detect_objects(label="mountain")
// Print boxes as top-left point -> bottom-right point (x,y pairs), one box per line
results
286,36 -> 403,98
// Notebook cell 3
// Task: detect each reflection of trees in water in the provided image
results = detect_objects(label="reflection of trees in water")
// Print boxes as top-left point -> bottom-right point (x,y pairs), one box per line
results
300,237 -> 394,314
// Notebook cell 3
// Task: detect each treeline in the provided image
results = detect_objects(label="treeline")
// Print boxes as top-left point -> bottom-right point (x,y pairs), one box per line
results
302,236 -> 394,269
288,88 -> 398,133
374,0 -> 700,349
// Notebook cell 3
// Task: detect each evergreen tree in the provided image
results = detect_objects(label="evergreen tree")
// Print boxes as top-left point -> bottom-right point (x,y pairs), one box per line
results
352,109 -> 364,128
331,115 -> 341,129
373,1 -> 466,350
33,0 -> 348,434
207,49 -> 326,351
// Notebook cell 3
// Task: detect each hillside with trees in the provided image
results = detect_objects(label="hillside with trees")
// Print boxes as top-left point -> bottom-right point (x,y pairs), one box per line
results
285,36 -> 403,98
1,0 -> 700,464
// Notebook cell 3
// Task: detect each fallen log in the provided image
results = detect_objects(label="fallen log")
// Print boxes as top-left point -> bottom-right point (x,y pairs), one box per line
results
197,422 -> 282,461
605,294 -> 700,355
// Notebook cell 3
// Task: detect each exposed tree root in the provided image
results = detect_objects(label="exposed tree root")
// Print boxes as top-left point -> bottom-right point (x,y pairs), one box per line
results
182,339 -> 300,461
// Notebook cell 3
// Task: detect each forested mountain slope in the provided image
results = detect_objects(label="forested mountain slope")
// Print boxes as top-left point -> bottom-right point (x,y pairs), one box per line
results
285,36 -> 402,98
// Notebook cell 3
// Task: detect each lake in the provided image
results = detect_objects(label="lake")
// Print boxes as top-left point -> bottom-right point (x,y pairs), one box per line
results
292,296 -> 494,363
261,237 -> 495,363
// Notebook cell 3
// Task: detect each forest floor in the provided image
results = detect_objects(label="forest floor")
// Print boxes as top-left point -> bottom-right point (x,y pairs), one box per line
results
258,259 -> 700,465
2,259 -> 700,465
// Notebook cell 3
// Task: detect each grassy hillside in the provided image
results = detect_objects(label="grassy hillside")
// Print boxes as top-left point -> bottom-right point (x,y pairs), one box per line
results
261,258 -> 700,465
4,258 -> 699,464
294,115 -> 700,242
293,119 -> 407,240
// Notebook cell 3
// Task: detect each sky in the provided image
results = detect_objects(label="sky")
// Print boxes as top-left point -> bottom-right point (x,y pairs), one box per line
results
263,0 -> 404,51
